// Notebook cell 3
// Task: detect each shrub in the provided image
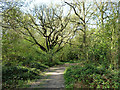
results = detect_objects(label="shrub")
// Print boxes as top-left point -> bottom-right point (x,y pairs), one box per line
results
2,65 -> 41,89
29,61 -> 49,71
64,63 -> 119,88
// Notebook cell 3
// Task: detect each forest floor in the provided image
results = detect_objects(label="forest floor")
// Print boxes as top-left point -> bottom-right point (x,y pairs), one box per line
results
27,63 -> 80,88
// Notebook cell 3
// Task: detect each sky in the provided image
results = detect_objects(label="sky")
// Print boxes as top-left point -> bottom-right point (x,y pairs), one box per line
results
20,0 -> 119,29
30,0 -> 119,4
21,0 -> 70,15
32,0 -> 62,4
22,0 -> 119,11
28,0 -> 63,8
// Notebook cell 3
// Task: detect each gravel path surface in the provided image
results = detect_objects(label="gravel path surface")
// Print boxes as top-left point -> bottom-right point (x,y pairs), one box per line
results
29,63 -> 80,88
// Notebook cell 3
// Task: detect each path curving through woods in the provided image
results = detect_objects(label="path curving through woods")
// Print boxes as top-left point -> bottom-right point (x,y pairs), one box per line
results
28,63 -> 80,88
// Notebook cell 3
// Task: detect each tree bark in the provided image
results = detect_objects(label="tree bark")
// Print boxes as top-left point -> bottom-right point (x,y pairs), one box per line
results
118,1 -> 120,69
82,2 -> 87,61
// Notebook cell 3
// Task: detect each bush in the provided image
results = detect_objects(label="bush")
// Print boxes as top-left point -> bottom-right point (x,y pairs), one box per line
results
29,61 -> 49,71
64,63 -> 119,88
2,65 -> 41,89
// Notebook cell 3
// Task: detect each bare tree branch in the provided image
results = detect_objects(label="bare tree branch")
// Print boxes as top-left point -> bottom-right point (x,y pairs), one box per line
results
65,1 -> 85,23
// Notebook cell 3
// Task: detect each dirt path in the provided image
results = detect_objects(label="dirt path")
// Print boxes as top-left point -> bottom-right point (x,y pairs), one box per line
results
28,63 -> 80,88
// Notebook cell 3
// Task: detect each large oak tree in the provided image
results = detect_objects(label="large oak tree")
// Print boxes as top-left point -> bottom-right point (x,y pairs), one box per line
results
3,4 -> 74,56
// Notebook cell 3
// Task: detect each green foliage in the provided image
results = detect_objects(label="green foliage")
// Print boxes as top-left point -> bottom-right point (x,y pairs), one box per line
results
64,63 -> 120,88
56,45 -> 79,62
2,1 -> 120,89
2,60 -> 49,89
29,61 -> 49,71
88,42 -> 109,62
2,65 -> 41,89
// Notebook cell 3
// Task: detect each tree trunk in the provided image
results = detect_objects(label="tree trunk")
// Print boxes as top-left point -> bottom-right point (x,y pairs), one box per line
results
101,2 -> 104,27
118,1 -> 120,70
111,24 -> 116,69
82,2 -> 87,61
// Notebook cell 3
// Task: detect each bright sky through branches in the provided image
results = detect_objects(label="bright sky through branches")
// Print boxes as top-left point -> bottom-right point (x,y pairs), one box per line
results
28,0 -> 64,8
21,0 -> 119,29
33,0 -> 62,4
21,0 -> 70,16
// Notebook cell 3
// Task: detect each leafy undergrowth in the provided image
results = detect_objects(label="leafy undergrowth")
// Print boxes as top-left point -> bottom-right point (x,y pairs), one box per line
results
61,60 -> 82,64
64,62 -> 119,89
2,61 -> 49,89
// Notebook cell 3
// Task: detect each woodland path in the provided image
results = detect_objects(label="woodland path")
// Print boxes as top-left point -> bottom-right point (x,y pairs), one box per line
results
28,63 -> 80,88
